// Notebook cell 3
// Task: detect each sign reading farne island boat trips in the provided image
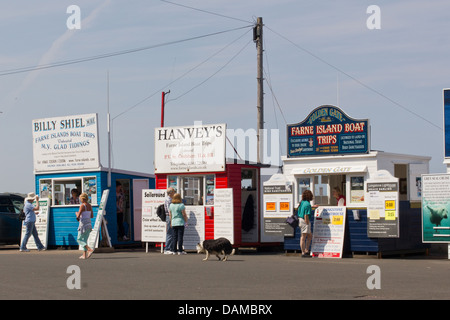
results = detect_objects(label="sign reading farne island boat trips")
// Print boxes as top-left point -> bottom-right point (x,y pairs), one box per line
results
287,105 -> 369,157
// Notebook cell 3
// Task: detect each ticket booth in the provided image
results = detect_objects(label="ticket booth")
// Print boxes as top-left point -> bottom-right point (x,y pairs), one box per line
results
154,122 -> 276,249
280,105 -> 431,256
32,113 -> 154,247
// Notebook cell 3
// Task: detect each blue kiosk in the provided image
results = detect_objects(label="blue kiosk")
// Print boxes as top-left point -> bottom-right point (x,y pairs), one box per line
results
32,113 -> 154,247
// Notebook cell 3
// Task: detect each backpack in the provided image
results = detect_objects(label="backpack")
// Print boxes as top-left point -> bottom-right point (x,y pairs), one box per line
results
18,209 -> 26,221
156,204 -> 166,221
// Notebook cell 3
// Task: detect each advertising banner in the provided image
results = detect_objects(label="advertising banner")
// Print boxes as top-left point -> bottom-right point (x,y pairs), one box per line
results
141,189 -> 167,243
310,206 -> 346,258
422,174 -> 450,243
287,105 -> 369,157
154,123 -> 226,173
20,198 -> 50,249
32,113 -> 100,172
366,170 -> 399,238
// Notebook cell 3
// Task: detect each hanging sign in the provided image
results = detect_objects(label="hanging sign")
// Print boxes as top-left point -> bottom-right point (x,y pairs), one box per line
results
287,105 -> 369,157
20,198 -> 50,249
32,113 -> 100,172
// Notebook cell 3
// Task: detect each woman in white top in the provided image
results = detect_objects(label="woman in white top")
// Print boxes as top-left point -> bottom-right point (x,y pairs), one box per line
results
76,193 -> 94,259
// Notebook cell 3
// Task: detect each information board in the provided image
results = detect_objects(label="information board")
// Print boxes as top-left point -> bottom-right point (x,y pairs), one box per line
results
422,174 -> 450,243
183,206 -> 205,250
86,189 -> 109,249
366,170 -> 399,238
310,206 -> 346,258
214,188 -> 234,243
141,189 -> 167,243
20,198 -> 50,249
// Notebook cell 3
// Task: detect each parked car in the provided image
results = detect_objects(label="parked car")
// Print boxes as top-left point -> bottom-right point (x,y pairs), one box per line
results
0,193 -> 24,244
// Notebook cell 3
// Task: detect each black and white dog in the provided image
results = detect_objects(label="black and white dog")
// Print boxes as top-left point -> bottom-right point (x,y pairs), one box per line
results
196,238 -> 235,261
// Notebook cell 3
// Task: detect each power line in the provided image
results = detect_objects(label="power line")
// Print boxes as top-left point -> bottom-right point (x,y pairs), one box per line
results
265,25 -> 442,131
167,38 -> 253,103
160,0 -> 253,24
113,27 -> 252,120
0,25 -> 252,77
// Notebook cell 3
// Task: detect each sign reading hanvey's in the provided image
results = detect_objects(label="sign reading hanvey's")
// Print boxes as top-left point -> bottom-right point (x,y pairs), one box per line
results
154,122 -> 226,173
32,113 -> 100,172
287,105 -> 369,157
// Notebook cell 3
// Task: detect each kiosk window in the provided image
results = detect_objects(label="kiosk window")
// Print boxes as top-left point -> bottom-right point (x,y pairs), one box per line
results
314,175 -> 329,205
40,177 -> 97,206
350,176 -> 365,203
182,177 -> 204,206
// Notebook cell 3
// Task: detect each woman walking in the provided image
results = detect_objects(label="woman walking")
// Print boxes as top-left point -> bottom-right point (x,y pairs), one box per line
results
76,193 -> 94,259
169,193 -> 188,255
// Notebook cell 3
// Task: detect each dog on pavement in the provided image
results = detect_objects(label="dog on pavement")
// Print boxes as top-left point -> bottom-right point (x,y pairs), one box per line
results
196,238 -> 235,261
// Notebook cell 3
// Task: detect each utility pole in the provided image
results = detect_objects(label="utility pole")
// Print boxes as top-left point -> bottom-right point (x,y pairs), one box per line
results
161,90 -> 170,127
254,17 -> 264,164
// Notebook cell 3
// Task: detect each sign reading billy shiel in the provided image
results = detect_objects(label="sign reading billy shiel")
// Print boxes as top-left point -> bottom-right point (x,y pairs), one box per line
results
287,105 -> 369,157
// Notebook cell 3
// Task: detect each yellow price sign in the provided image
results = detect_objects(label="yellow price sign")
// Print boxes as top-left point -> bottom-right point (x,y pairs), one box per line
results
385,200 -> 395,210
385,210 -> 396,220
332,215 -> 343,225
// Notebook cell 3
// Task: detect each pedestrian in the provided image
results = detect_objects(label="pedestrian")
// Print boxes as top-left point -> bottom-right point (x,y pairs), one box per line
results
116,181 -> 128,241
298,189 -> 316,257
164,187 -> 175,254
76,193 -> 94,259
20,192 -> 45,252
169,193 -> 188,255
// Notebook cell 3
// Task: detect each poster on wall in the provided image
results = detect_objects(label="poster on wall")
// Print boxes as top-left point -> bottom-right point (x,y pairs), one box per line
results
287,105 -> 369,157
32,113 -> 100,172
141,189 -> 167,243
20,198 -> 50,249
214,188 -> 234,243
310,206 -> 346,258
154,122 -> 226,173
422,174 -> 450,243
183,206 -> 205,250
366,170 -> 399,238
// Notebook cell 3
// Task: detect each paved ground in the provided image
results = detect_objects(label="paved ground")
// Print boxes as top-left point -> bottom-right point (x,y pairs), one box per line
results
1,245 -> 449,302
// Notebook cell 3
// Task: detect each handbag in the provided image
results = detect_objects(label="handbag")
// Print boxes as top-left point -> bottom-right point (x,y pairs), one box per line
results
285,214 -> 299,229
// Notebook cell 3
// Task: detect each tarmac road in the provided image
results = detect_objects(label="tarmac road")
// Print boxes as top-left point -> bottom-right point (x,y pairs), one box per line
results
1,245 -> 449,302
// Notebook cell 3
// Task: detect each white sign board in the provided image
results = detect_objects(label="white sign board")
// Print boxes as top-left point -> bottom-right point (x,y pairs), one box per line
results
32,113 -> 100,172
154,123 -> 226,173
86,189 -> 109,250
214,188 -> 234,243
141,189 -> 167,243
311,206 -> 346,258
366,170 -> 399,238
183,206 -> 205,250
21,199 -> 50,249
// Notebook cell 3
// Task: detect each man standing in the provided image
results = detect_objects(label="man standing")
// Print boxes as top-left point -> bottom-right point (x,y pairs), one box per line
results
20,192 -> 45,252
164,187 -> 175,254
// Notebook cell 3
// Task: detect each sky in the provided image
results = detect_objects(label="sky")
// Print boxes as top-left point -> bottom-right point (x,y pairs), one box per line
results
1,0 -> 449,193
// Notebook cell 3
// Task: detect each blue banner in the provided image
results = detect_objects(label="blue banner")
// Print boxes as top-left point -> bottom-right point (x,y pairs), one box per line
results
287,105 -> 369,157
444,89 -> 450,158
